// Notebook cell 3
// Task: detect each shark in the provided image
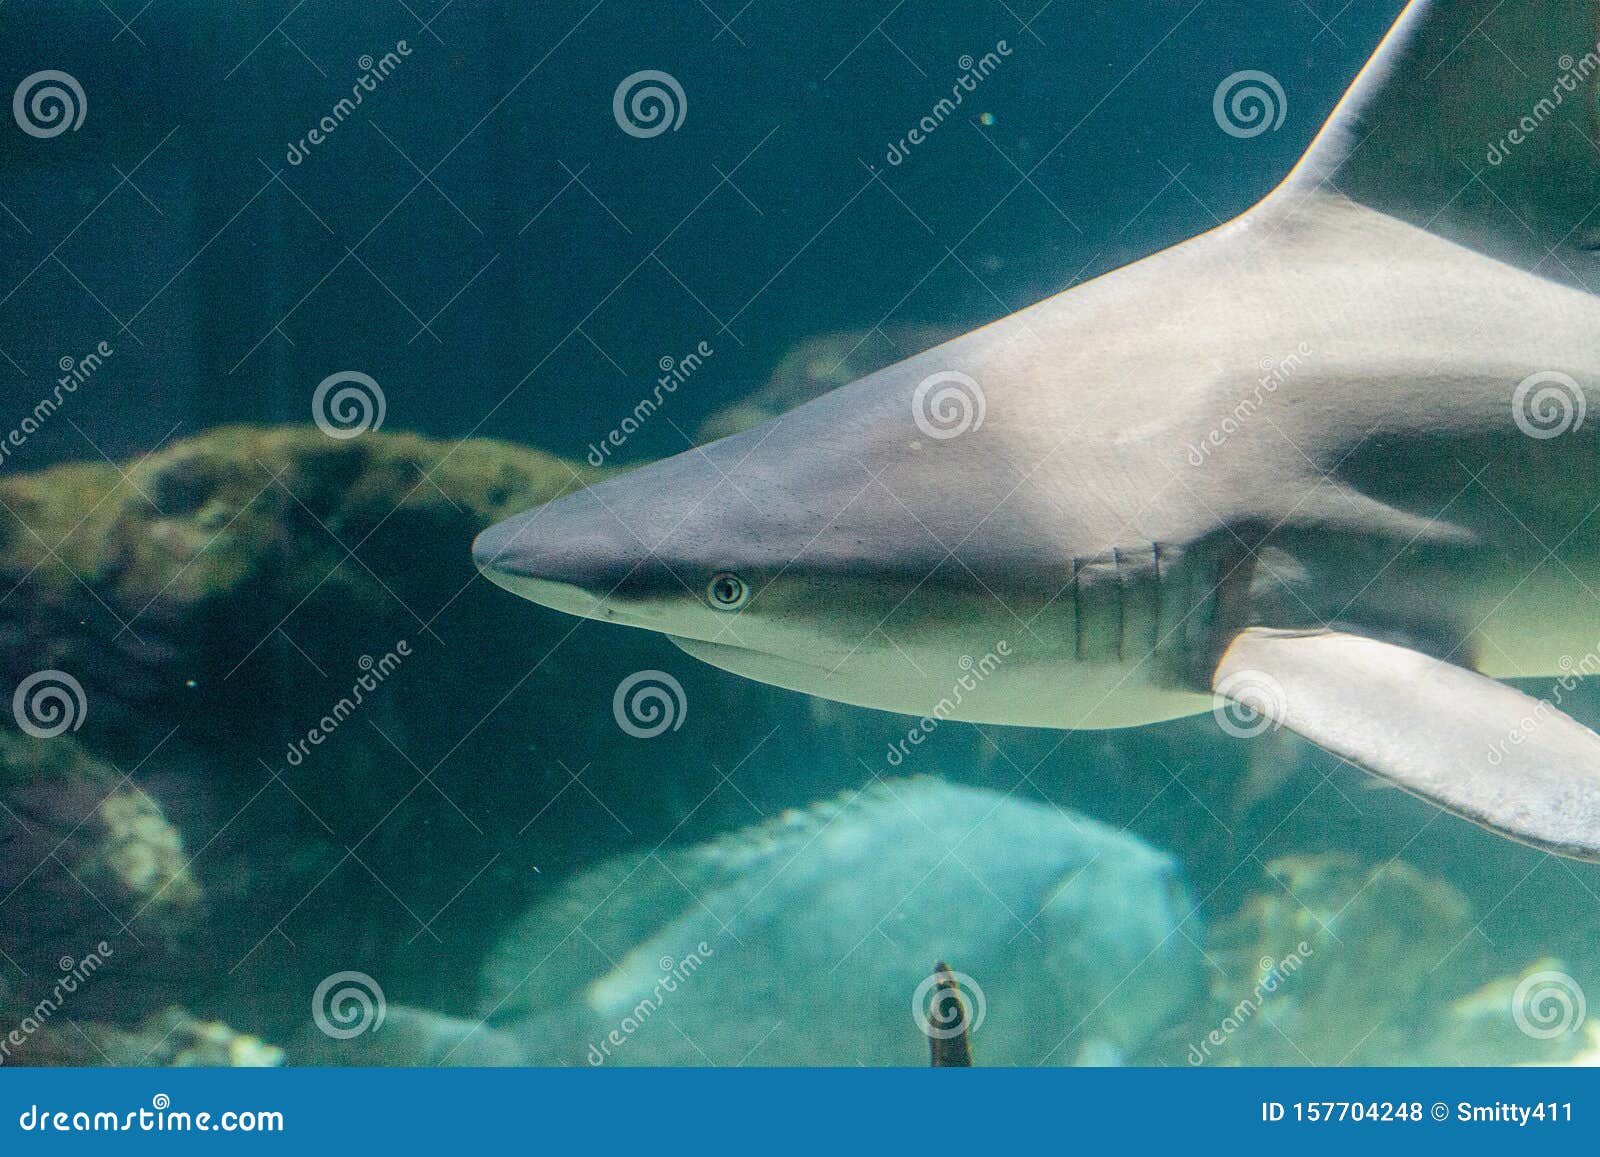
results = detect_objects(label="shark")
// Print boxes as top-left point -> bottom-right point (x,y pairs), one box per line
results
476,0 -> 1600,861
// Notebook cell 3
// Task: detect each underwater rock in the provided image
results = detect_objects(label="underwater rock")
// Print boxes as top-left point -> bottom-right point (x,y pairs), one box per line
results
0,425 -> 594,750
1181,854 -> 1593,1066
696,328 -> 953,442
118,1008 -> 284,1066
1429,959 -> 1596,1066
481,777 -> 1205,1066
4,1006 -> 283,1067
0,731 -> 201,975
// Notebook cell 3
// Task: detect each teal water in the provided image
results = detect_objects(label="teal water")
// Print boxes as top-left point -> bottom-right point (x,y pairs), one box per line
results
0,1 -> 1596,1068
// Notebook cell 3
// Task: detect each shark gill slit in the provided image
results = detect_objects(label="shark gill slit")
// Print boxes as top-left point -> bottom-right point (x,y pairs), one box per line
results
1073,541 -> 1222,679
1072,557 -> 1084,662
1151,541 -> 1163,655
1118,539 -> 1247,688
1112,546 -> 1125,663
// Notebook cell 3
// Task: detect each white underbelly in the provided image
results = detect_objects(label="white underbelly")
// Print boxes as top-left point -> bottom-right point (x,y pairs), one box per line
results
674,602 -> 1216,729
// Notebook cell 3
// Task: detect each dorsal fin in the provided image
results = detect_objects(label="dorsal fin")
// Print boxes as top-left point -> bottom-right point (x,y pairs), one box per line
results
1276,0 -> 1600,290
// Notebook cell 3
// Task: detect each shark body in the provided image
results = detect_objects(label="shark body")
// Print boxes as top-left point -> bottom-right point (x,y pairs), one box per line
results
477,0 -> 1600,859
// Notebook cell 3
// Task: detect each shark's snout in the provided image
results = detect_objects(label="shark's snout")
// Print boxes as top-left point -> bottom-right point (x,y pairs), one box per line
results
473,490 -> 635,617
474,491 -> 598,581
472,516 -> 545,580
470,518 -> 518,577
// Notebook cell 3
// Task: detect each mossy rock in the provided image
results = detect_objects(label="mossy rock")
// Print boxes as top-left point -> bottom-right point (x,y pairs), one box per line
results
0,425 -> 595,751
1176,854 -> 1593,1065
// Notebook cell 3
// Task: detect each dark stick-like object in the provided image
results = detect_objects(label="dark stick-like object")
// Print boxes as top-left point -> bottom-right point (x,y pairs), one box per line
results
927,960 -> 973,1067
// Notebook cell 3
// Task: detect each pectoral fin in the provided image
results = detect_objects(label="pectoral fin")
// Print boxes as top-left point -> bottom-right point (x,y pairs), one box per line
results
1212,627 -> 1600,861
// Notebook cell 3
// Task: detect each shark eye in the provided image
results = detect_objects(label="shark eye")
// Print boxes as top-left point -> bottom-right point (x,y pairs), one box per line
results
707,572 -> 749,610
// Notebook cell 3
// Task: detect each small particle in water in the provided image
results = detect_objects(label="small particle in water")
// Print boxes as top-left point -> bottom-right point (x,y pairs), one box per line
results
978,112 -> 995,126
185,679 -> 197,689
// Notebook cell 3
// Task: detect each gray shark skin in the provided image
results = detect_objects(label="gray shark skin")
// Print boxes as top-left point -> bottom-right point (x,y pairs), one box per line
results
479,779 -> 1204,1066
477,1 -> 1600,860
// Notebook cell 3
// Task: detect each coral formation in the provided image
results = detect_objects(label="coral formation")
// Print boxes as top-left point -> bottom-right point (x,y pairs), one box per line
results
0,426 -> 592,750
3,1006 -> 282,1067
0,729 -> 200,1007
1179,855 -> 1594,1066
